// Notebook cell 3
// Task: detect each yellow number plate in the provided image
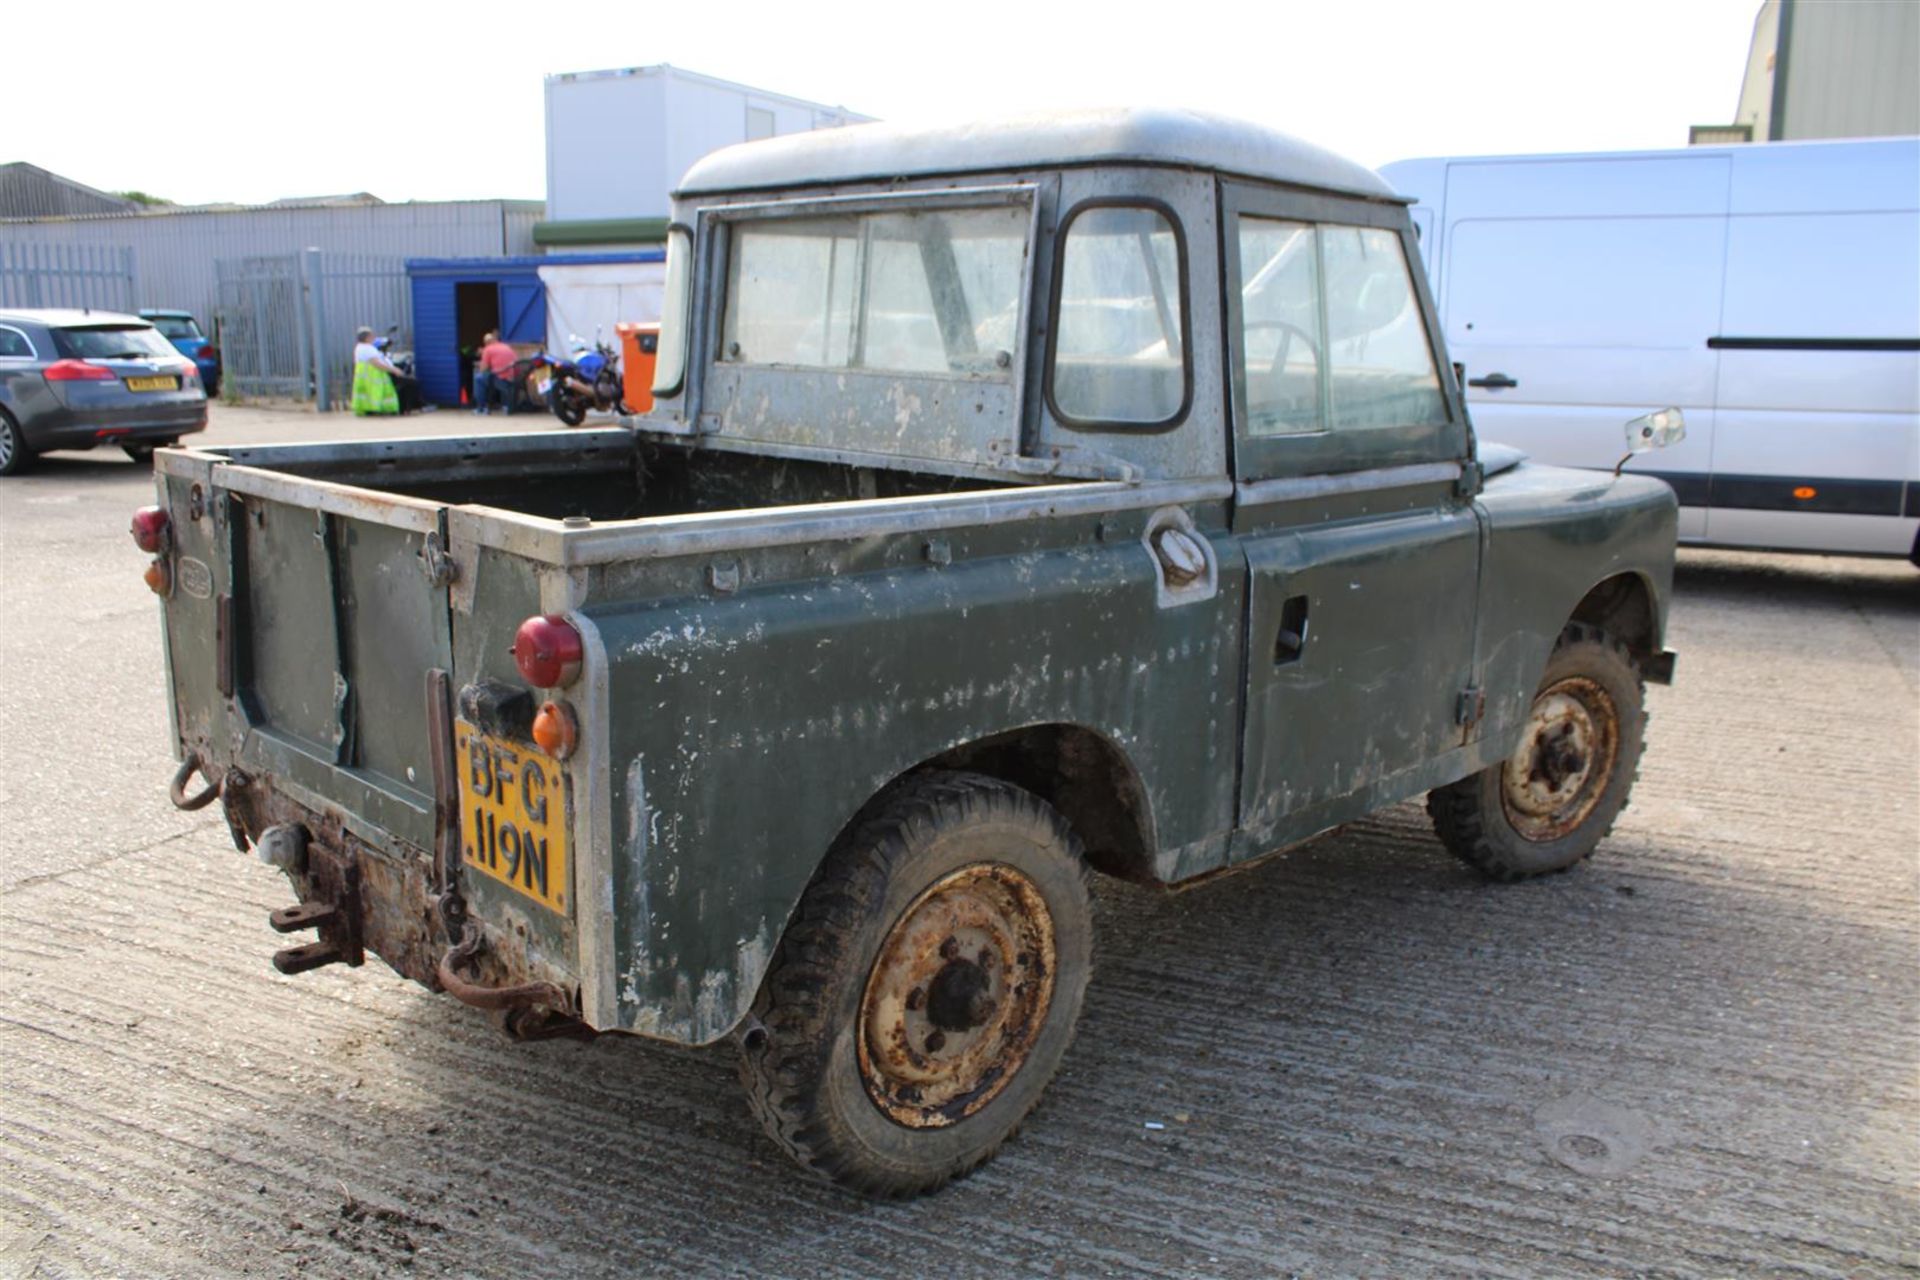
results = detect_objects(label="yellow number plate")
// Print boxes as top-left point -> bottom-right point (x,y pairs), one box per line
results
125,375 -> 179,392
456,720 -> 569,914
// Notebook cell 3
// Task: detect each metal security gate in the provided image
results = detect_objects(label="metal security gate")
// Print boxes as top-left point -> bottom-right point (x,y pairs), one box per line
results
215,249 -> 410,407
315,253 -> 411,411
216,255 -> 308,400
0,243 -> 137,311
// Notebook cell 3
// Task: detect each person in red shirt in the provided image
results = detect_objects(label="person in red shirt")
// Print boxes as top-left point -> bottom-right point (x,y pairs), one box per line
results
472,332 -> 520,414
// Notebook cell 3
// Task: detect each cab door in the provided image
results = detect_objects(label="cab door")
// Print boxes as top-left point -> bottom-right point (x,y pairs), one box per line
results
1222,181 -> 1482,859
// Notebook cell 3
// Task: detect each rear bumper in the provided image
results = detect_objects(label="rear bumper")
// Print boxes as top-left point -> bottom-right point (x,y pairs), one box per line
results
25,400 -> 208,449
216,771 -> 583,1029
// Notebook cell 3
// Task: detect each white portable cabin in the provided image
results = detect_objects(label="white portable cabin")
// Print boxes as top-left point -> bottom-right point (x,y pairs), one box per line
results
1381,138 -> 1920,559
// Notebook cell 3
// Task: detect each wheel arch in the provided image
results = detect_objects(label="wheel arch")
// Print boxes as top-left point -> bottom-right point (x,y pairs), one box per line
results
1567,569 -> 1667,674
848,722 -> 1160,885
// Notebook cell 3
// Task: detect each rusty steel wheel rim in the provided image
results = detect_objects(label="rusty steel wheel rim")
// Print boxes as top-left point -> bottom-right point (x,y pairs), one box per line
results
857,862 -> 1056,1129
1501,675 -> 1620,842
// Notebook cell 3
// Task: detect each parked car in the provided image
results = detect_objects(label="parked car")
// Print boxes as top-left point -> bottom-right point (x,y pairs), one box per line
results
137,108 -> 1680,1196
0,308 -> 207,475
139,308 -> 222,397
1381,137 -> 1920,563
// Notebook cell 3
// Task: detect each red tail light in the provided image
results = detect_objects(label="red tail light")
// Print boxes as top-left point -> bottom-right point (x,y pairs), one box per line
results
131,505 -> 171,553
198,344 -> 219,360
45,358 -> 116,382
513,615 -> 584,688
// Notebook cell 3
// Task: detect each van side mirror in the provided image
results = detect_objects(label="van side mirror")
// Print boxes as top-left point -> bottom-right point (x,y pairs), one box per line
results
1624,407 -> 1685,452
1615,407 -> 1685,476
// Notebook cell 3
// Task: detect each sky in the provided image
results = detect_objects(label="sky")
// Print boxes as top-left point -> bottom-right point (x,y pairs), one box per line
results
3,0 -> 1765,207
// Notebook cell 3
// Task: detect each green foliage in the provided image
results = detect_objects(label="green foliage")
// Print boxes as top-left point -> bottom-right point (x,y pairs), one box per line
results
116,190 -> 173,207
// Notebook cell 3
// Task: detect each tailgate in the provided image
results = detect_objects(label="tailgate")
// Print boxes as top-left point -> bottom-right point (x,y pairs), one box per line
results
220,465 -> 453,849
152,449 -> 590,1029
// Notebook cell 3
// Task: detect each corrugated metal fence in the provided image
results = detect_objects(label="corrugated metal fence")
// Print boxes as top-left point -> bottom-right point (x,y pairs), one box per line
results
0,243 -> 136,311
215,249 -> 411,408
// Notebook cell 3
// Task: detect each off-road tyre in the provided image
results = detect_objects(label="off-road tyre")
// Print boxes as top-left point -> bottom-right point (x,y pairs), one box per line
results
1428,623 -> 1646,881
737,771 -> 1093,1197
0,410 -> 31,476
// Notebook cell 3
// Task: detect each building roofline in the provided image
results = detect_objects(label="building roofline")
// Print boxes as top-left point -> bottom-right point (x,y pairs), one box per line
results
0,197 -> 544,226
0,161 -> 137,213
544,62 -> 872,120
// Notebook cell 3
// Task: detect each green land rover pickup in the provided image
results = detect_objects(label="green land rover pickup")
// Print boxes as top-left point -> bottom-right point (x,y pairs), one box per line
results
137,108 -> 1680,1196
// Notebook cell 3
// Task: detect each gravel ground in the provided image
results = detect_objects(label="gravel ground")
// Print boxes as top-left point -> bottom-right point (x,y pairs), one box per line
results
1,405 -> 1915,1278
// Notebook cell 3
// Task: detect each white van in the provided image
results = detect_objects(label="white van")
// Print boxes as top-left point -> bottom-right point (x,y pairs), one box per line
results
1380,138 -> 1919,561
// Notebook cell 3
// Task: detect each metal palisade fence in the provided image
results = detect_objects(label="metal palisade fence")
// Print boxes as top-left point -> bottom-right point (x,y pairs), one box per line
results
0,243 -> 137,312
215,248 -> 410,408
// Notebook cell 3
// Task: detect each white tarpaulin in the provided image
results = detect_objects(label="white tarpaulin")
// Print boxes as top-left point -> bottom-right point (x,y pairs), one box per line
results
538,260 -> 667,354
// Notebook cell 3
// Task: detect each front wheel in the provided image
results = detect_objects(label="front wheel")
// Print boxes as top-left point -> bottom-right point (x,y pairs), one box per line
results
1427,623 -> 1646,881
738,771 -> 1092,1197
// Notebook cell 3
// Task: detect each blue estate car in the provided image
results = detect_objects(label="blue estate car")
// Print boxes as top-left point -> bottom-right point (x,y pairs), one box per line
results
139,309 -> 221,396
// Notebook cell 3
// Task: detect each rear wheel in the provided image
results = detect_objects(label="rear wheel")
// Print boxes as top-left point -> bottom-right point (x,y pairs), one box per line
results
1428,623 -> 1646,880
551,389 -> 587,426
0,410 -> 31,476
738,771 -> 1092,1197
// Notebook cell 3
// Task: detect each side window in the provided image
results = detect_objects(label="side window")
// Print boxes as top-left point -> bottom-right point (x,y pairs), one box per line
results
1234,219 -> 1448,437
1048,203 -> 1189,428
1238,217 -> 1323,435
0,327 -> 32,359
1320,226 -> 1447,430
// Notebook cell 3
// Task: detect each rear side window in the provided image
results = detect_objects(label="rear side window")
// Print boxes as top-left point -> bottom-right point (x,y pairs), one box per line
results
0,327 -> 33,359
652,225 -> 692,396
52,324 -> 178,360
1048,203 -> 1189,427
147,315 -> 202,340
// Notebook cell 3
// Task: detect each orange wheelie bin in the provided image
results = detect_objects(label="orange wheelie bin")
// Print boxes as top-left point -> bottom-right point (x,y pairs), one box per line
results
616,322 -> 660,415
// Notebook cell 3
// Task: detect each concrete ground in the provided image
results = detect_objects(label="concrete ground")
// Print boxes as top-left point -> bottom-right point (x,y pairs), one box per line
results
1,404 -> 1915,1278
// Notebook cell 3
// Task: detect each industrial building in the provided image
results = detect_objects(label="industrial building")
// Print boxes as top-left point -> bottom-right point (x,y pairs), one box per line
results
1691,0 -> 1920,144
538,64 -> 870,248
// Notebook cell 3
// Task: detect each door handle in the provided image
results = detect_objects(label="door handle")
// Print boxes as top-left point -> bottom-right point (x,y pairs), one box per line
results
1275,594 -> 1309,665
1467,372 -> 1517,390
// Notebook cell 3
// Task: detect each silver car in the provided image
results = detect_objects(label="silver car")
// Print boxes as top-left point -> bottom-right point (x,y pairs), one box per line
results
0,308 -> 208,475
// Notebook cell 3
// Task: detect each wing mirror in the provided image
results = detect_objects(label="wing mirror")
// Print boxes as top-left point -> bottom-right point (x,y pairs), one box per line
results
1615,407 -> 1685,475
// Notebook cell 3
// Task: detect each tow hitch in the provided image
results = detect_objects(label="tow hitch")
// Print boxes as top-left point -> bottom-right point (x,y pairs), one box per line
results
260,823 -> 365,975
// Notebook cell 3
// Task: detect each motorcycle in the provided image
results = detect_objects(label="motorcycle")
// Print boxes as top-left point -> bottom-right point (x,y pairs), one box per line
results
547,333 -> 629,426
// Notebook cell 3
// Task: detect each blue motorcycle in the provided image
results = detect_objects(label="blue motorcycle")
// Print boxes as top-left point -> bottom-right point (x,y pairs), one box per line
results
547,334 -> 629,426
